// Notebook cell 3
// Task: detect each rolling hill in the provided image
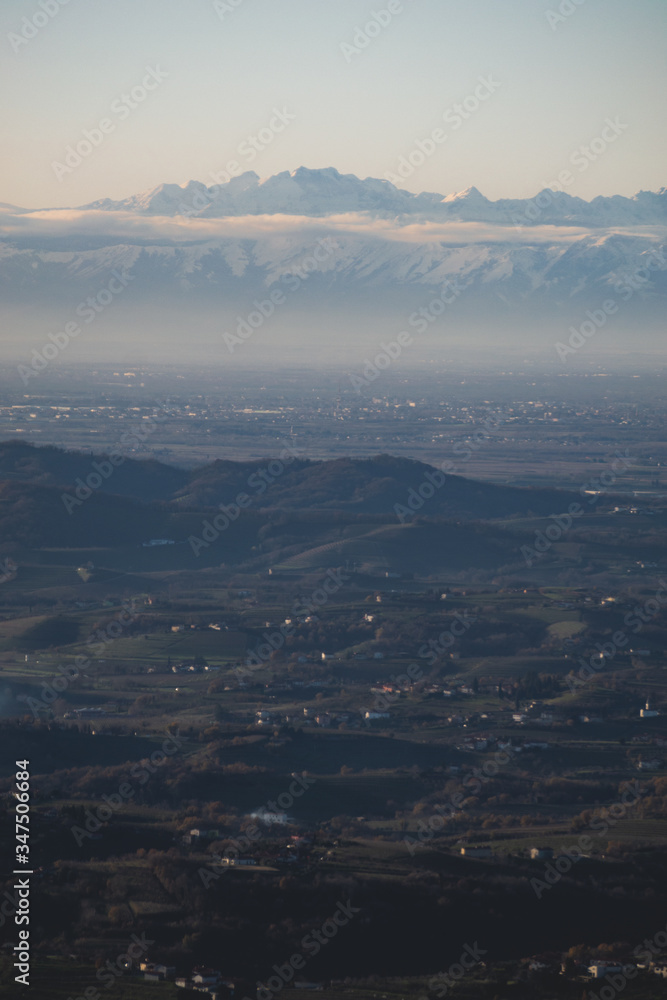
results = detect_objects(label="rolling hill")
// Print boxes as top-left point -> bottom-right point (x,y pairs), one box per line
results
0,441 -> 584,520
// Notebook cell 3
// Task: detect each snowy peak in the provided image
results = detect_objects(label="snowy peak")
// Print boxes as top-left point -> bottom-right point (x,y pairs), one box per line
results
439,185 -> 494,221
442,185 -> 487,204
199,166 -> 422,218
84,180 -> 210,215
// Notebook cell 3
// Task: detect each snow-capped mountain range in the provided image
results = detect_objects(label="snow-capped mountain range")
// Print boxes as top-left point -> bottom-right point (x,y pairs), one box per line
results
78,166 -> 667,227
2,168 -> 665,365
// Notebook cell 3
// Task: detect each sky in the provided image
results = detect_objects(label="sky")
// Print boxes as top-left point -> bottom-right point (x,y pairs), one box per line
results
0,0 -> 665,209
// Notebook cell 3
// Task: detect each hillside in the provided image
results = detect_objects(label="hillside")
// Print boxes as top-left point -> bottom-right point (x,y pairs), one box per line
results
0,440 -> 189,501
0,441 -> 584,520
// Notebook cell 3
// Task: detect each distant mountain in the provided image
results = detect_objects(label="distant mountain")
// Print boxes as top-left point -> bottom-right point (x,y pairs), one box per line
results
77,167 -> 667,227
3,169 -> 666,363
3,219 -> 665,362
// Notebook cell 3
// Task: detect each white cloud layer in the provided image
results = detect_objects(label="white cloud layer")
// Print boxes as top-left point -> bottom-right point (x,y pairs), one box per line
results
4,205 -> 662,249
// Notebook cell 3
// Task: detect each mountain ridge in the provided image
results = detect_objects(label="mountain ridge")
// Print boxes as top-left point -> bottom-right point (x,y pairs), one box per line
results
5,167 -> 666,227
0,439 -> 593,520
3,169 -> 666,361
0,440 -> 645,582
80,167 -> 667,226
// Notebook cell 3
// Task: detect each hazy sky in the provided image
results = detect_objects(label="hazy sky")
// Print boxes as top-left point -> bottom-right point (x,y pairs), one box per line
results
1,0 -> 665,208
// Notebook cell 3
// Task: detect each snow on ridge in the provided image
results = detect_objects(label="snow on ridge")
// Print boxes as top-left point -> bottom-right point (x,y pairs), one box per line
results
71,168 -> 667,228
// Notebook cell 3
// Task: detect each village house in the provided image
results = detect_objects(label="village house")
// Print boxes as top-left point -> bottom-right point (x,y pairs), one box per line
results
460,846 -> 492,858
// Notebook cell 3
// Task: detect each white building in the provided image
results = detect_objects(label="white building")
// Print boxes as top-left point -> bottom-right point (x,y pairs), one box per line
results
588,965 -> 625,979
